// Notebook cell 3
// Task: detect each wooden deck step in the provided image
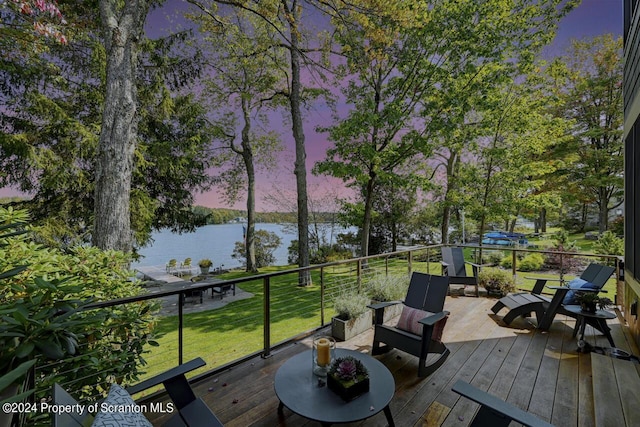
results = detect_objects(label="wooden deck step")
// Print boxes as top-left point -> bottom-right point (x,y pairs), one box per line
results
591,352 -> 640,427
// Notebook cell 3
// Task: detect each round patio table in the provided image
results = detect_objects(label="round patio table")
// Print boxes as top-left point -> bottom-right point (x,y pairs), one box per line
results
274,348 -> 395,426
564,304 -> 616,351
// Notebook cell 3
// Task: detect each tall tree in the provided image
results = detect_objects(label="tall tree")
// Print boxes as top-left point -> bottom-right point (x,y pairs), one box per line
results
192,9 -> 283,272
315,4 -> 438,257
93,0 -> 151,252
189,0 -> 323,284
553,35 -> 623,232
416,0 -> 573,243
465,83 -> 572,241
1,3 -> 215,248
317,0 -> 571,253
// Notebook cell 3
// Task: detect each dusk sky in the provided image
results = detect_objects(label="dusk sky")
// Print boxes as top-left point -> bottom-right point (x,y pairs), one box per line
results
0,0 -> 624,211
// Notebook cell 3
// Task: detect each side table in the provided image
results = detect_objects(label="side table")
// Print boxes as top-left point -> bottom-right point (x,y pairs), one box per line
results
563,305 -> 616,351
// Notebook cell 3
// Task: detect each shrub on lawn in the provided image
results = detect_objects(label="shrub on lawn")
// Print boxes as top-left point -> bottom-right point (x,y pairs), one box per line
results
518,253 -> 545,272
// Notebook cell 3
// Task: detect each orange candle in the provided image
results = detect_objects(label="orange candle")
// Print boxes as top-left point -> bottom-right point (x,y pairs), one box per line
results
317,338 -> 331,366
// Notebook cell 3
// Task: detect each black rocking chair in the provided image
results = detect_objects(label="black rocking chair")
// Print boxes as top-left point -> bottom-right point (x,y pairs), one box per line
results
370,272 -> 450,377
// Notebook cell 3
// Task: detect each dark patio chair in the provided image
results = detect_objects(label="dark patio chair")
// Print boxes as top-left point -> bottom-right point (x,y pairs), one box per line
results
491,263 -> 615,333
452,380 -> 554,427
441,246 -> 483,296
53,357 -> 223,427
370,272 -> 450,377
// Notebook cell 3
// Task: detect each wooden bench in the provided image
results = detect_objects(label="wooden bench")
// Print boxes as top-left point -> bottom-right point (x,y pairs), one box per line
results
53,357 -> 223,427
591,352 -> 640,427
452,380 -> 554,427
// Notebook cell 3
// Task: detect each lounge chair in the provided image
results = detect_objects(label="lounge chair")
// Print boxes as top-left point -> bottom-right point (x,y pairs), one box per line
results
178,258 -> 193,276
166,259 -> 178,274
491,263 -> 615,332
370,272 -> 450,377
53,357 -> 223,427
441,246 -> 484,296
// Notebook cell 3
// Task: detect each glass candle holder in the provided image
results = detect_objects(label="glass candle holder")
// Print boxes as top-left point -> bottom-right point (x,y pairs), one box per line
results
312,335 -> 335,377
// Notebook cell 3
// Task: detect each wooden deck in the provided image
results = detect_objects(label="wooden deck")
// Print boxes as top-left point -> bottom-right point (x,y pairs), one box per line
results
146,296 -> 640,427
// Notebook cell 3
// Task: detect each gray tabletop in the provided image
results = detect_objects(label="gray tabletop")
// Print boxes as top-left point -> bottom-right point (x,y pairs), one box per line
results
563,305 -> 616,320
274,348 -> 395,425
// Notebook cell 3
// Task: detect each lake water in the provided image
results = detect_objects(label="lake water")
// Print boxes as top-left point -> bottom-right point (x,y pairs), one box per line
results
133,223 -> 352,270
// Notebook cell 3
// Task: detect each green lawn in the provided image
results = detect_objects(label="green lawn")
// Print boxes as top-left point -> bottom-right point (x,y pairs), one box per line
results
134,241 -> 619,390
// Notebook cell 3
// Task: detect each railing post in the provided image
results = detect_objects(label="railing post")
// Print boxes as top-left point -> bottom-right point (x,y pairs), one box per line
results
385,256 -> 389,276
357,259 -> 362,290
408,250 -> 413,275
511,249 -> 517,279
426,248 -> 429,274
178,293 -> 184,365
263,276 -> 271,358
320,267 -> 325,326
559,253 -> 564,283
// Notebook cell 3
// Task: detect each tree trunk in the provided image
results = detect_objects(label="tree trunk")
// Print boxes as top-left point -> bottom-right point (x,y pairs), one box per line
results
93,0 -> 149,252
241,99 -> 258,273
440,150 -> 458,244
598,187 -> 609,232
540,208 -> 547,232
441,205 -> 451,245
286,2 -> 310,286
361,176 -> 376,257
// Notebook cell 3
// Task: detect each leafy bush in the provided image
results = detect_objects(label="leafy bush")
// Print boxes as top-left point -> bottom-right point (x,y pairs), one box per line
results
593,231 -> 624,257
500,255 -> 513,269
478,268 -> 515,296
287,240 -> 352,264
518,253 -> 545,272
591,231 -> 624,267
232,229 -> 281,268
482,250 -> 504,266
363,274 -> 408,302
0,208 -> 156,414
610,216 -> 624,236
332,288 -> 369,320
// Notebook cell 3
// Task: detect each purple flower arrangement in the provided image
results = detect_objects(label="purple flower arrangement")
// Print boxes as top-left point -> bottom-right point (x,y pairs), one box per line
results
327,356 -> 370,401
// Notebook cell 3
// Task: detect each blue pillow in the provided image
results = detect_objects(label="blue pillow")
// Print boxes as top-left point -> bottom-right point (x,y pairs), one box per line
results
563,278 -> 598,305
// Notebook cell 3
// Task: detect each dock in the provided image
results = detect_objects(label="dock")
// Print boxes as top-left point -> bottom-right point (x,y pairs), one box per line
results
135,265 -> 183,283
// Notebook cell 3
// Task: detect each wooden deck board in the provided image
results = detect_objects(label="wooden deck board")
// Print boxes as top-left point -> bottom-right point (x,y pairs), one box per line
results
144,297 -> 639,427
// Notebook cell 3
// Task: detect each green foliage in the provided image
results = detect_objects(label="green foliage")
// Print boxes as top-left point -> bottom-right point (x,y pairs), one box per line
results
610,216 -> 624,236
287,240 -> 352,265
0,5 -> 215,248
518,253 -> 545,272
552,35 -> 623,233
0,208 -> 156,408
478,268 -> 515,296
593,231 -> 624,258
482,250 -> 505,266
198,258 -> 213,268
575,292 -> 613,310
232,229 -> 281,268
332,288 -> 369,320
500,255 -> 515,269
363,274 -> 408,302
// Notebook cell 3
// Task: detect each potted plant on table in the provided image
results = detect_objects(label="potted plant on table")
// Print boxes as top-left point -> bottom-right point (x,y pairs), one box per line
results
198,259 -> 213,275
331,288 -> 371,341
327,356 -> 370,401
575,292 -> 613,313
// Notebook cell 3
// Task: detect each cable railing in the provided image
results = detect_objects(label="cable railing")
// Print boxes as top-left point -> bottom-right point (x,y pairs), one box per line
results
34,242 -> 622,410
